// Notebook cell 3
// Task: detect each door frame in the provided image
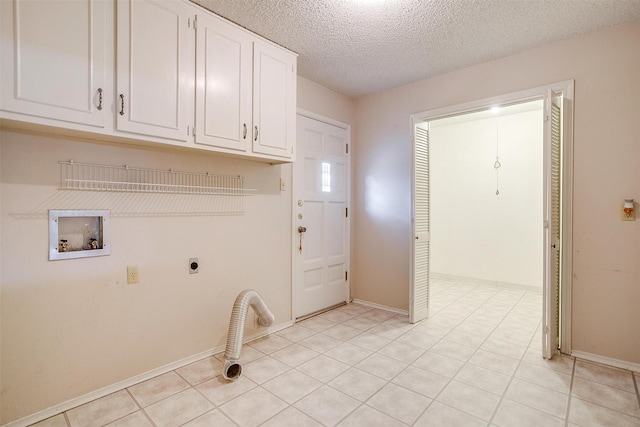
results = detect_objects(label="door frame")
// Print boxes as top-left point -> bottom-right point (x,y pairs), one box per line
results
292,109 -> 352,320
409,80 -> 574,355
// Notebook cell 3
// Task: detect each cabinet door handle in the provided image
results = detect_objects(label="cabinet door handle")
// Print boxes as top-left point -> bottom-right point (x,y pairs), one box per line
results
243,123 -> 247,140
97,88 -> 103,111
254,125 -> 258,141
119,94 -> 125,116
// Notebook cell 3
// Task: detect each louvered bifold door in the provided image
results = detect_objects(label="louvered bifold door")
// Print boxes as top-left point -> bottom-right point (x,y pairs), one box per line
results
411,125 -> 430,323
543,90 -> 562,358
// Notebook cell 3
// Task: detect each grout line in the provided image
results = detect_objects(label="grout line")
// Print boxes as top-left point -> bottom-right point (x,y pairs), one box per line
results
634,371 -> 640,415
564,357 -> 576,427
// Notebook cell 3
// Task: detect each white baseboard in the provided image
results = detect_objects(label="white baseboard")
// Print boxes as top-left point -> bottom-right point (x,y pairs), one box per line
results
571,350 -> 640,373
3,320 -> 294,427
431,272 -> 543,294
352,299 -> 408,316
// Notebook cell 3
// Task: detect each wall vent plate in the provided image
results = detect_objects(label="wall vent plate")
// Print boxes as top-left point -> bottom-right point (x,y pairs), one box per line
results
49,210 -> 110,260
189,258 -> 199,274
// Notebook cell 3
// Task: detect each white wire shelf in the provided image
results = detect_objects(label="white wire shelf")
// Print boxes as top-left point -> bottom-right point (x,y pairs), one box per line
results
59,161 -> 256,196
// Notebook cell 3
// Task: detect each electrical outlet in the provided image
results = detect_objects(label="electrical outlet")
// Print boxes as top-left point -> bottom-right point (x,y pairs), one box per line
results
127,265 -> 139,284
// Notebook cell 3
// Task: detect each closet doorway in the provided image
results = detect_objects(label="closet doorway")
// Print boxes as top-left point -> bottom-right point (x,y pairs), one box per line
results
409,81 -> 574,359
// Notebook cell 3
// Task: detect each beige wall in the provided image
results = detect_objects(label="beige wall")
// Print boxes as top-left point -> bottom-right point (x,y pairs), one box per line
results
352,20 -> 640,364
0,81 -> 353,424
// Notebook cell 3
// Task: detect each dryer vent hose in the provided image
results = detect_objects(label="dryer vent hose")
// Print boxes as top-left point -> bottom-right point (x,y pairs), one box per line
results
222,289 -> 274,381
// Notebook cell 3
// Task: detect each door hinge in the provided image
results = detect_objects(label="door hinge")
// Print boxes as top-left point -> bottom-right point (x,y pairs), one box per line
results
345,271 -> 348,281
345,207 -> 348,218
193,16 -> 197,29
346,143 -> 349,154
187,125 -> 190,136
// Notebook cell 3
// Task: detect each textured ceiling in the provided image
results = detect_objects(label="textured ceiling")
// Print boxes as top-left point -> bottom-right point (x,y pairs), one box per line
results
192,0 -> 640,97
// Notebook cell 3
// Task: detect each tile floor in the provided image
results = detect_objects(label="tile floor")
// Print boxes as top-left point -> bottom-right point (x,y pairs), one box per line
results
33,280 -> 640,426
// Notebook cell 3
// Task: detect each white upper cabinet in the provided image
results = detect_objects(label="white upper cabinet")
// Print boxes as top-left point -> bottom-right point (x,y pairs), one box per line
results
252,41 -> 296,160
116,0 -> 192,142
194,12 -> 297,160
195,13 -> 252,152
0,0 -> 107,127
0,0 -> 296,162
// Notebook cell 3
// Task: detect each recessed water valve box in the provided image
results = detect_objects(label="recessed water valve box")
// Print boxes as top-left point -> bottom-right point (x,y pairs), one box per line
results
189,258 -> 199,274
49,210 -> 110,260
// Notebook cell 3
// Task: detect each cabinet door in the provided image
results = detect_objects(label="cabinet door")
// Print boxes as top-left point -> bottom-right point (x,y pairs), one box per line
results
0,0 -> 106,127
116,0 -> 191,142
252,41 -> 297,159
195,13 -> 252,151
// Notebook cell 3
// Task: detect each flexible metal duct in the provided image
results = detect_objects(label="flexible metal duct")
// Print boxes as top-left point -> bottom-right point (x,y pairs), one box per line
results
222,289 -> 274,381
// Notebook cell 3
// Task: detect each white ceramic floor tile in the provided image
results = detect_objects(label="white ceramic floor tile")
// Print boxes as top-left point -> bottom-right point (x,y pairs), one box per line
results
175,356 -> 223,386
342,315 -> 380,331
468,349 -> 520,376
196,375 -> 257,406
505,378 -> 568,419
128,371 -> 189,407
241,356 -> 290,384
323,323 -> 364,341
325,342 -> 373,365
377,340 -> 425,363
275,324 -> 317,342
436,380 -> 501,421
521,349 -> 574,375
572,377 -> 640,417
144,388 -> 213,427
299,316 -> 336,332
414,401 -> 486,427
355,353 -> 407,381
30,414 -> 69,427
104,411 -> 153,427
294,385 -> 360,426
348,332 -> 391,351
215,345 -> 265,366
515,361 -> 572,393
392,365 -> 450,399
247,334 -> 293,354
297,354 -> 351,383
260,407 -> 323,427
574,359 -> 636,393
454,363 -> 511,395
395,330 -> 440,350
429,340 -> 477,362
569,397 -> 640,427
320,309 -> 357,323
66,390 -> 138,427
366,324 -> 409,340
492,399 -> 565,427
338,405 -> 406,427
219,387 -> 288,427
480,338 -> 527,360
359,309 -> 396,323
367,383 -> 432,425
182,409 -> 236,427
262,369 -> 322,404
270,343 -> 319,367
298,332 -> 343,352
328,368 -> 387,401
413,351 -> 465,378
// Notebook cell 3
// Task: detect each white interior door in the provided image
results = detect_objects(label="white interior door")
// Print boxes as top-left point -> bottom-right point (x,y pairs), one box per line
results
543,89 -> 563,359
410,123 -> 430,323
294,114 -> 350,319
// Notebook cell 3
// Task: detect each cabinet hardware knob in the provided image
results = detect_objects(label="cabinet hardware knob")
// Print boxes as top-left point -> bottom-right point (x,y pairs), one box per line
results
119,94 -> 125,116
97,88 -> 103,111
254,125 -> 259,141
243,123 -> 247,140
